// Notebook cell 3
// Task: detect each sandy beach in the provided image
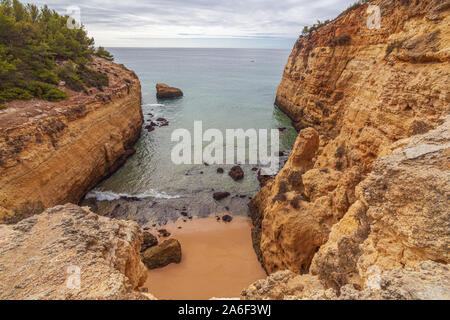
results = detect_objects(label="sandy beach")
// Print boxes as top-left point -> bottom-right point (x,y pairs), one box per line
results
143,216 -> 267,300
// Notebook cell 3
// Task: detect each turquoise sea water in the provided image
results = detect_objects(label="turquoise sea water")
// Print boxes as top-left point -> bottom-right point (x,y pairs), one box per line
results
88,48 -> 296,201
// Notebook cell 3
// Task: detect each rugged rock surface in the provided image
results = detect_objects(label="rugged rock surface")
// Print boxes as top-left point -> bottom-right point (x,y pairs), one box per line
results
0,57 -> 143,219
311,116 -> 450,290
250,0 -> 449,276
142,239 -> 182,269
337,261 -> 450,300
249,128 -> 323,273
242,270 -> 336,300
243,261 -> 450,300
156,83 -> 183,99
0,204 -> 152,300
246,111 -> 449,299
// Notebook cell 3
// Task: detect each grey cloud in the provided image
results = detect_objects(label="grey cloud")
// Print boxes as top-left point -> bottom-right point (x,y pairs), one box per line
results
27,0 -> 358,47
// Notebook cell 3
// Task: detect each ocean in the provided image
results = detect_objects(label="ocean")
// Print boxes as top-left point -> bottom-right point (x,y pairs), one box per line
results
85,48 -> 296,219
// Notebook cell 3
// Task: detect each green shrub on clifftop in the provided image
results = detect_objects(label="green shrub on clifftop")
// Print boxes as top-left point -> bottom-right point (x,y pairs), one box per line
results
0,0 -> 113,103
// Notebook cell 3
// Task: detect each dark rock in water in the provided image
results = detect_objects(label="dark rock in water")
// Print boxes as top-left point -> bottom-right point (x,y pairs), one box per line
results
204,162 -> 210,166
145,124 -> 155,132
141,232 -> 158,252
156,83 -> 183,99
252,167 -> 258,172
147,113 -> 154,117
142,239 -> 182,269
229,165 -> 244,181
222,215 -> 233,223
121,196 -> 141,202
217,168 -> 224,174
225,206 -> 230,211
180,211 -> 188,217
158,229 -> 171,238
257,169 -> 273,188
239,195 -> 247,198
213,192 -> 231,201
200,171 -> 204,174
156,118 -> 169,127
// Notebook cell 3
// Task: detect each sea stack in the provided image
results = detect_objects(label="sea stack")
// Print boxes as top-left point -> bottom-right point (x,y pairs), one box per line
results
156,83 -> 183,99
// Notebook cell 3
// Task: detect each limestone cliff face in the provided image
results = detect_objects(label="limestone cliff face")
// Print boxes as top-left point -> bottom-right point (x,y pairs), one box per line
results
0,204 -> 153,300
250,0 -> 449,282
0,57 -> 143,220
243,261 -> 450,300
245,117 -> 449,299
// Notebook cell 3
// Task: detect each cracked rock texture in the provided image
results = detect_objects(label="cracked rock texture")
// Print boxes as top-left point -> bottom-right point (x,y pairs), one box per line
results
245,116 -> 449,299
0,204 -> 152,300
243,261 -> 449,300
311,115 -> 450,290
250,0 -> 449,276
247,0 -> 449,300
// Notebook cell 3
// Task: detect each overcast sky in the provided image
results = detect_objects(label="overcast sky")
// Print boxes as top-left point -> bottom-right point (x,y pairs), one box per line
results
27,0 -> 357,48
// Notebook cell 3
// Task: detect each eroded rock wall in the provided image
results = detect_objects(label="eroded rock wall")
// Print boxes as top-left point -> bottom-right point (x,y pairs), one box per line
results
245,117 -> 449,299
0,58 -> 143,219
251,0 -> 449,276
0,204 -> 153,300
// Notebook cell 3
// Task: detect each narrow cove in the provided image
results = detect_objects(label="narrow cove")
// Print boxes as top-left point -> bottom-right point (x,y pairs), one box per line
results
82,48 -> 296,299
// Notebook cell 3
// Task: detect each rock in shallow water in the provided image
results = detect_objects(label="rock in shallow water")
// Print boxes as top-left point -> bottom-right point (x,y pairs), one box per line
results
213,192 -> 231,201
229,166 -> 244,181
156,83 -> 183,99
142,239 -> 182,269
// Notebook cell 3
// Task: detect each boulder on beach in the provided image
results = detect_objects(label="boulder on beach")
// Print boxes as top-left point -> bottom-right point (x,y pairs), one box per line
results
222,215 -> 233,223
156,83 -> 183,99
141,232 -> 158,252
229,165 -> 244,181
213,192 -> 231,201
142,239 -> 182,269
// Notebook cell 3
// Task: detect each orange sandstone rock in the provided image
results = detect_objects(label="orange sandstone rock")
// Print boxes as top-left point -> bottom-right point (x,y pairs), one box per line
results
0,57 -> 143,217
156,83 -> 183,99
251,0 -> 449,277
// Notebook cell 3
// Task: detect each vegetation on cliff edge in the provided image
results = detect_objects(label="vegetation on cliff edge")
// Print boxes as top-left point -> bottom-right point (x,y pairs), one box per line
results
301,0 -> 374,37
0,0 -> 113,104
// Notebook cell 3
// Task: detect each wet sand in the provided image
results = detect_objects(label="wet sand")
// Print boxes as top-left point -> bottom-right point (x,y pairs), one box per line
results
143,216 -> 267,300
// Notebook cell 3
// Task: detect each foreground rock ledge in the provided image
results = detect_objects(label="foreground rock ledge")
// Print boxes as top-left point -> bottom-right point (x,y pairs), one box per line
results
242,261 -> 450,300
0,204 -> 155,300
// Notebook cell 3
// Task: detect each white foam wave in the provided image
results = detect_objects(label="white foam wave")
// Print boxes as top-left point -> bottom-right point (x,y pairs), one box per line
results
85,189 -> 181,201
143,103 -> 165,107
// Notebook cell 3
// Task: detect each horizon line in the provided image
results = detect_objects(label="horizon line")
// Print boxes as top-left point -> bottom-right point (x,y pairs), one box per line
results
105,46 -> 293,49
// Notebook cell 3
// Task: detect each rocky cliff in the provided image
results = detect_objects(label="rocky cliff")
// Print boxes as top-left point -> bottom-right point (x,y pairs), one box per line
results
0,204 -> 153,300
0,57 -> 143,222
249,0 -> 449,296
